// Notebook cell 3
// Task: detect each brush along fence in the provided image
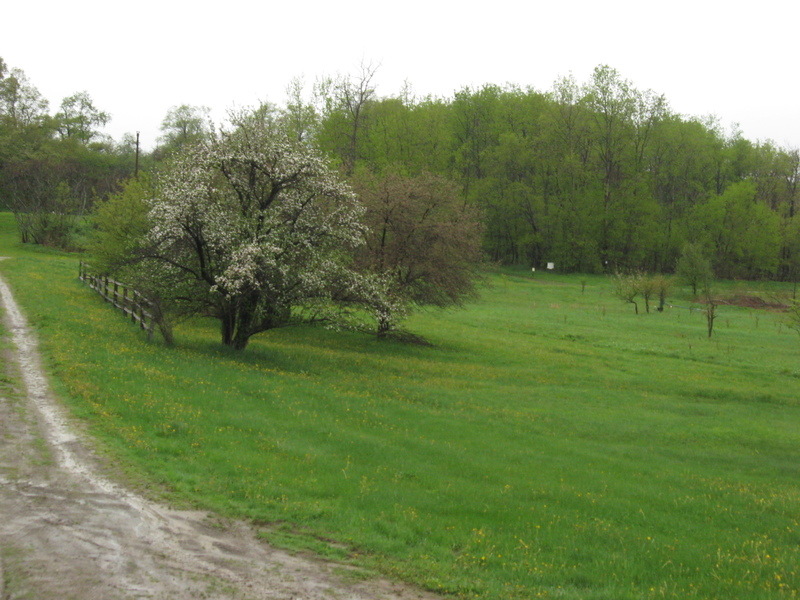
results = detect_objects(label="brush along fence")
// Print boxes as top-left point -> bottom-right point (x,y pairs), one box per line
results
78,261 -> 155,339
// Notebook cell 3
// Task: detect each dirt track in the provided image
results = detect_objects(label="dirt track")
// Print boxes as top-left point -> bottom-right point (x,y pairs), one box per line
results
0,265 -> 440,600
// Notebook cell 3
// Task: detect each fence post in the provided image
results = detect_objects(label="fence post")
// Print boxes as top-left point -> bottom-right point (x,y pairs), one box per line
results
145,302 -> 154,340
79,264 -> 159,342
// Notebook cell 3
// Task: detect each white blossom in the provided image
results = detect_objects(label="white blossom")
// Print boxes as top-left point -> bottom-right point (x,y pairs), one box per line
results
137,110 -> 372,349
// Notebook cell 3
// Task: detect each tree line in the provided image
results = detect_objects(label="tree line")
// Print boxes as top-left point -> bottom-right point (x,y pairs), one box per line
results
0,57 -> 140,246
308,65 -> 799,283
3,57 -> 799,288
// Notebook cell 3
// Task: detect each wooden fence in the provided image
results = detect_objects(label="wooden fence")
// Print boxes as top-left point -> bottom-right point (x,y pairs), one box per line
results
78,261 -> 155,339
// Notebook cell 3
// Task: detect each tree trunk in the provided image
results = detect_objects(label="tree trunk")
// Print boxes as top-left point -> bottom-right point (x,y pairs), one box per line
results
376,313 -> 392,338
220,310 -> 235,346
220,307 -> 252,351
706,302 -> 717,338
231,330 -> 251,351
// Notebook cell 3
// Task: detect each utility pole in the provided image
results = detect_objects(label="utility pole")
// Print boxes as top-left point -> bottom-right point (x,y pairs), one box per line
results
134,131 -> 140,178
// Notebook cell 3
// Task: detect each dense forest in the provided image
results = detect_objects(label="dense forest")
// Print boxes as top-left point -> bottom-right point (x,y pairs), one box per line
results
312,66 -> 799,280
0,56 -> 139,246
2,57 -> 798,281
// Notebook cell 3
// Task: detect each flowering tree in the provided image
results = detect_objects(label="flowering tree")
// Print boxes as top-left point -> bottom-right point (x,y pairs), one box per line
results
135,110 -> 366,350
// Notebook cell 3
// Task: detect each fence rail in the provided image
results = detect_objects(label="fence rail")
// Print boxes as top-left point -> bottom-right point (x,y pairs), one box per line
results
78,261 -> 155,339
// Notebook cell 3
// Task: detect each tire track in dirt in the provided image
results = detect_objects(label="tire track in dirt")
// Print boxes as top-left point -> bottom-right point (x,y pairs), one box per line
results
0,263 -> 441,600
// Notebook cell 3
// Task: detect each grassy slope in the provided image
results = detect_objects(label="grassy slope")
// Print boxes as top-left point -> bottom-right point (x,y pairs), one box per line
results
1,212 -> 799,599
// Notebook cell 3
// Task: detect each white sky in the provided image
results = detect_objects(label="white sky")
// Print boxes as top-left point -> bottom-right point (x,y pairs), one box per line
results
4,0 -> 799,151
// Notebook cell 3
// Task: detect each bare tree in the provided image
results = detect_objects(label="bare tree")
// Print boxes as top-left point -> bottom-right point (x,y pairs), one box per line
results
651,274 -> 672,312
702,284 -> 718,338
613,271 -> 642,314
639,275 -> 657,314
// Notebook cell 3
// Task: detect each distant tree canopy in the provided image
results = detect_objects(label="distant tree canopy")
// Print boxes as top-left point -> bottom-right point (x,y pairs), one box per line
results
156,104 -> 213,155
0,57 -> 137,244
2,54 -> 799,284
313,65 -> 800,280
55,91 -> 110,143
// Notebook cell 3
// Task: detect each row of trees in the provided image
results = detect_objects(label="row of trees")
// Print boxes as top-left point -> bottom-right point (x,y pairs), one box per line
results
0,57 -> 138,246
4,57 -> 799,347
309,65 -> 800,282
5,57 -> 798,282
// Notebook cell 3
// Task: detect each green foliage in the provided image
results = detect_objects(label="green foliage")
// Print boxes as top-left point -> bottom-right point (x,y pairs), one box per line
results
0,64 -> 49,128
55,91 -> 110,143
156,104 -> 212,155
689,181 -> 781,278
4,54 -> 800,283
314,67 -> 799,280
0,57 -> 136,246
86,175 -> 153,273
676,242 -> 714,296
788,299 -> 800,335
780,211 -> 800,287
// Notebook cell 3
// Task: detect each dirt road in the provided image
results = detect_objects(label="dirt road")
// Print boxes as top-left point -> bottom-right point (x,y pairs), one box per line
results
0,265 -> 440,600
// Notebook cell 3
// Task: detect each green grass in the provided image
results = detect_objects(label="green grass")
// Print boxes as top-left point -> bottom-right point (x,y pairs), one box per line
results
1,212 -> 799,599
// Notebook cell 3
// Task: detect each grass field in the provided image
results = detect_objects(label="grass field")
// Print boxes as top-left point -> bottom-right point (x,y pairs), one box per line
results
1,212 -> 799,599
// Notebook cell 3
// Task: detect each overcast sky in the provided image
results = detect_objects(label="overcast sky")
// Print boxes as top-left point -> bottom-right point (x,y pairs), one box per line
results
5,0 -> 799,151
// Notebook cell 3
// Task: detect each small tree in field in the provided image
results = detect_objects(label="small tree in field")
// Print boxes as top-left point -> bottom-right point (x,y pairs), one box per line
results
676,242 -> 713,297
88,176 -> 177,344
613,271 -> 642,314
639,275 -> 657,314
702,283 -> 718,338
651,274 -> 672,312
110,109 -> 367,350
351,168 -> 484,337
